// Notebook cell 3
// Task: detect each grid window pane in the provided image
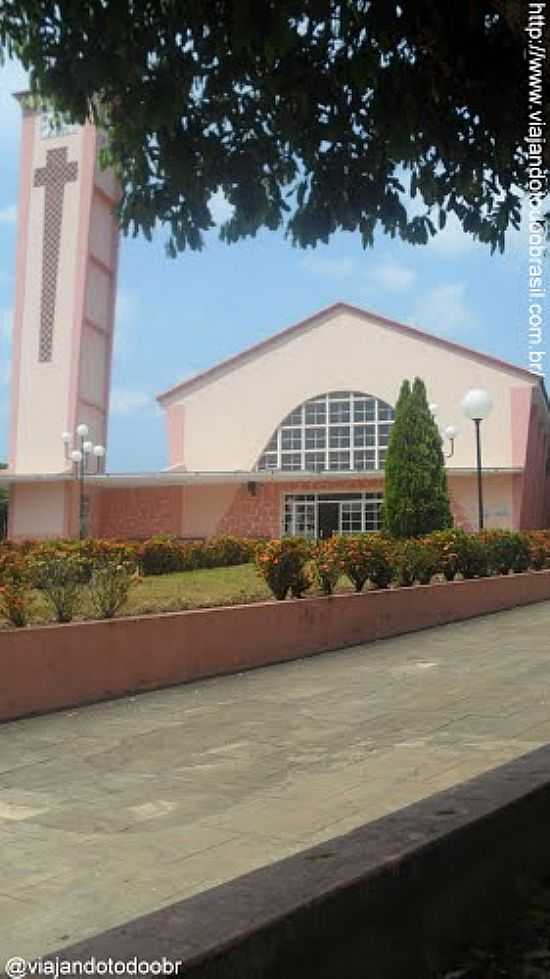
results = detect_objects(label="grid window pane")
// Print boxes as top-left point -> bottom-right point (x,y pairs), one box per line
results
353,426 -> 375,448
378,423 -> 393,447
281,452 -> 302,470
353,450 -> 376,470
304,452 -> 325,472
329,426 -> 350,449
282,408 -> 302,427
284,493 -> 383,538
305,427 -> 326,450
341,502 -> 362,533
329,401 -> 350,423
281,428 -> 302,450
328,451 -> 350,470
258,452 -> 278,470
354,399 -> 376,422
294,503 -> 316,538
365,500 -> 383,530
258,393 -> 394,473
305,401 -> 326,424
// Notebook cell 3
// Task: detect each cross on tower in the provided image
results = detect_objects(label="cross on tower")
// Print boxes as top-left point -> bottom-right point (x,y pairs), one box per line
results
33,147 -> 78,362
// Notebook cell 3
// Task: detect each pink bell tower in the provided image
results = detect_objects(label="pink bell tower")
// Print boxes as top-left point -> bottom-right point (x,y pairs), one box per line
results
8,95 -> 120,537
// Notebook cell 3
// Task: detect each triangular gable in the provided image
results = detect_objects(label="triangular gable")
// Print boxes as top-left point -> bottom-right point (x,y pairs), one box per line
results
157,302 -> 545,404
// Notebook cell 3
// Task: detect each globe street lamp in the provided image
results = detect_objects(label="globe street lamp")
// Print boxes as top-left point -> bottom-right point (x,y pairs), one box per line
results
429,404 -> 460,459
62,425 -> 106,539
461,389 -> 492,530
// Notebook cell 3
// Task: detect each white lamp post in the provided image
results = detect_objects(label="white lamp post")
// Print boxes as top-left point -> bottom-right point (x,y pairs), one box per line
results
461,389 -> 492,530
62,425 -> 106,539
442,424 -> 460,459
430,404 -> 459,458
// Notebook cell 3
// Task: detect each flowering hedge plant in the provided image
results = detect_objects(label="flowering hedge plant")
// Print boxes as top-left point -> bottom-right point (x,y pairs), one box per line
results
255,538 -> 312,600
478,529 -> 531,576
311,538 -> 346,596
339,534 -> 393,592
525,531 -> 550,571
391,538 -> 440,586
0,551 -> 34,627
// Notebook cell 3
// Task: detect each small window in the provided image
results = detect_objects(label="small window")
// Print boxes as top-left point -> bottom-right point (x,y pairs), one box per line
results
329,426 -> 350,449
354,450 -> 376,471
329,401 -> 350,424
328,451 -> 350,471
304,452 -> 325,472
305,401 -> 326,425
305,427 -> 326,450
281,452 -> 302,470
281,428 -> 302,450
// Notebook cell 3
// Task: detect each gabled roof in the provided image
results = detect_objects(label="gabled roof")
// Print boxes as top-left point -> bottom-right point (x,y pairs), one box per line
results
157,301 -> 546,404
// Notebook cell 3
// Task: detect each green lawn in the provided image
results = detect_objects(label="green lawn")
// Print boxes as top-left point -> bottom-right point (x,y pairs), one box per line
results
1,562 -> 357,628
124,562 -> 272,616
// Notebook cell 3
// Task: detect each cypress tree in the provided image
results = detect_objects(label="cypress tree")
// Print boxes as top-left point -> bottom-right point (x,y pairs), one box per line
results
383,377 -> 453,537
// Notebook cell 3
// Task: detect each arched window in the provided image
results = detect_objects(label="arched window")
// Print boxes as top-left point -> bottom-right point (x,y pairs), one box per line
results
256,391 -> 395,472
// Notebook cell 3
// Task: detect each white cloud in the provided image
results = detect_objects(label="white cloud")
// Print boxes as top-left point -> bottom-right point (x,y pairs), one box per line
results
366,259 -> 416,292
208,190 -> 234,226
301,255 -> 355,280
110,387 -> 152,417
0,203 -> 16,225
407,284 -> 479,337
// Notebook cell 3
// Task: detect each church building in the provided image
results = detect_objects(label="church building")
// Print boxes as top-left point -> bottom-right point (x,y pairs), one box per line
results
3,100 -> 550,540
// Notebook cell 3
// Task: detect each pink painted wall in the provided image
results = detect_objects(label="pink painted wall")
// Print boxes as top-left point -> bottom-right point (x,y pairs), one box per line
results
87,473 -> 521,541
92,486 -> 183,539
2,571 -> 550,722
511,387 -> 548,530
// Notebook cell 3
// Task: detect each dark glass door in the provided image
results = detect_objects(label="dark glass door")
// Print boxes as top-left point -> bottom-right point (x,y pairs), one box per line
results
318,502 -> 339,539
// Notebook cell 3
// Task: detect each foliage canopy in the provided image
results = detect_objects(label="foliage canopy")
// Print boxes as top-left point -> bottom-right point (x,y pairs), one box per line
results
1,1 -> 546,255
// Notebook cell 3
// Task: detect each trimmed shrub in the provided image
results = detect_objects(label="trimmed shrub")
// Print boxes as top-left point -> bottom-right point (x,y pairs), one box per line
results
526,531 -> 550,570
255,538 -> 312,600
427,528 -> 465,581
88,562 -> 139,619
136,534 -> 257,575
31,554 -> 90,623
311,538 -> 346,596
391,538 -> 440,586
203,536 -> 256,568
479,530 -> 531,576
137,536 -> 187,575
0,552 -> 34,627
340,534 -> 393,592
454,534 -> 489,579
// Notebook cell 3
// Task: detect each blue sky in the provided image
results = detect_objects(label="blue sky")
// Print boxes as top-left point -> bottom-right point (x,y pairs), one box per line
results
0,57 -> 536,472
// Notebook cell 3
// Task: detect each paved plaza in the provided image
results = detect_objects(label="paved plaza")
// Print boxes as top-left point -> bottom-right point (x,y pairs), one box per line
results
2,602 -> 550,961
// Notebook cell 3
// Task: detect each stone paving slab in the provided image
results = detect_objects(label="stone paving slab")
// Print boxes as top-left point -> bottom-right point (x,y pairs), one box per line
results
2,601 -> 550,961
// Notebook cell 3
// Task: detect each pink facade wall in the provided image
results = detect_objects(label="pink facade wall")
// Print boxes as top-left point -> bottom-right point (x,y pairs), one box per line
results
91,486 -> 183,539
2,571 -> 550,722
84,473 -> 527,541
510,386 -> 548,530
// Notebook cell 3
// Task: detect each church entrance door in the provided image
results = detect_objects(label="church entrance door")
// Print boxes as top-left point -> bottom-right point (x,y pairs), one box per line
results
318,502 -> 339,539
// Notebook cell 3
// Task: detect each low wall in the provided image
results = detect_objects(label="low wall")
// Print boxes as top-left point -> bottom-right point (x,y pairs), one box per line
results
1,571 -> 550,723
45,744 -> 550,978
